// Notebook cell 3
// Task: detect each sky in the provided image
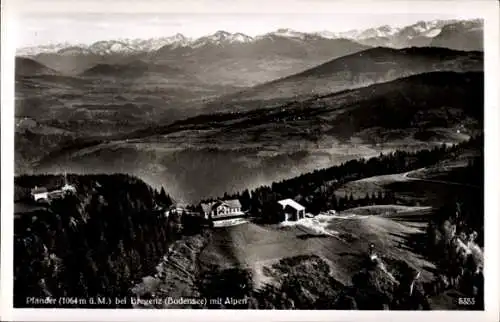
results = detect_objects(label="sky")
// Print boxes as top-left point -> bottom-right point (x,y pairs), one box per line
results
10,0 -> 485,48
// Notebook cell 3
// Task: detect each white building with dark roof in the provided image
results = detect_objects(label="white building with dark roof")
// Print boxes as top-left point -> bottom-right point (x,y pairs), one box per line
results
200,199 -> 246,227
278,198 -> 305,222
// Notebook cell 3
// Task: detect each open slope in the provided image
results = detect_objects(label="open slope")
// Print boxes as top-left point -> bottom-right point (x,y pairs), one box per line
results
199,207 -> 436,289
335,147 -> 482,208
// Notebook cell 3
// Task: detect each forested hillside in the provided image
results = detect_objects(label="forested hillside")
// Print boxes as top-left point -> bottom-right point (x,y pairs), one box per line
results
14,136 -> 483,310
14,174 -> 179,308
206,135 -> 482,222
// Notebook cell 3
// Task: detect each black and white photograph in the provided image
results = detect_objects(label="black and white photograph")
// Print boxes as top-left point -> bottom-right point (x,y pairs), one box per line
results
1,0 -> 499,321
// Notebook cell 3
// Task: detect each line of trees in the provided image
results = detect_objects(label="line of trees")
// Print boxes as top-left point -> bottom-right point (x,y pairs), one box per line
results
424,152 -> 484,309
14,174 -> 178,308
202,135 -> 482,223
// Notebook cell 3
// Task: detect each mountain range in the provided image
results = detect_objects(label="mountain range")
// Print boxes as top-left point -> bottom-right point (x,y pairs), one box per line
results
15,19 -> 483,88
17,19 -> 482,57
21,35 -> 370,87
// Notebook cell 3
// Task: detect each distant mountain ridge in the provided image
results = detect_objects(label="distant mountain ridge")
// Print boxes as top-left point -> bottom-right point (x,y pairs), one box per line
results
204,46 -> 483,113
430,20 -> 484,51
17,18 -> 482,56
21,35 -> 370,87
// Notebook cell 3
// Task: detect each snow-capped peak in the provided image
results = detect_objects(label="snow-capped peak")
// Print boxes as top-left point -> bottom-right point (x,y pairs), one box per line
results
209,30 -> 231,41
192,31 -> 253,47
159,34 -> 192,48
314,30 -> 338,39
88,40 -> 136,55
412,21 -> 431,33
377,25 -> 400,36
271,28 -> 306,39
16,42 -> 85,56
207,30 -> 253,43
230,33 -> 253,43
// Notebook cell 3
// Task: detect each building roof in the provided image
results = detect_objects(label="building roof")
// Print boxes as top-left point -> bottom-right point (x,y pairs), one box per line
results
31,187 -> 48,194
278,198 -> 305,211
219,199 -> 242,209
201,199 -> 242,212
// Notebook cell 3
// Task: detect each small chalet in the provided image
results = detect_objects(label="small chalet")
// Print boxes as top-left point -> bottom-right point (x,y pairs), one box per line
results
277,198 -> 305,222
200,199 -> 246,226
31,187 -> 49,202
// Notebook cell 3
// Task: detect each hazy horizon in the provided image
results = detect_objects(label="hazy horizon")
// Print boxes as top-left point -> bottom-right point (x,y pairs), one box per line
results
17,13 -> 480,48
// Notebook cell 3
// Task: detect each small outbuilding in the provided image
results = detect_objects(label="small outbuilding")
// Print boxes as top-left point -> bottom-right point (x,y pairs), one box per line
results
277,198 -> 305,222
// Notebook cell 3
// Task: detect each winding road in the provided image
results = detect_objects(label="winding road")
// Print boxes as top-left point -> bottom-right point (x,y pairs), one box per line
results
402,170 -> 480,189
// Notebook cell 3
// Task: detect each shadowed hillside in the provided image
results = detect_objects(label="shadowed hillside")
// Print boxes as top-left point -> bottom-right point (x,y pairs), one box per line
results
81,60 -> 185,78
16,57 -> 58,77
205,47 -> 482,113
127,71 -> 483,143
32,51 -> 148,75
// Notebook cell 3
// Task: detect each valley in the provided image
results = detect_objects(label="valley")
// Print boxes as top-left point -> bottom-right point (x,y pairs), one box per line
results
27,70 -> 483,203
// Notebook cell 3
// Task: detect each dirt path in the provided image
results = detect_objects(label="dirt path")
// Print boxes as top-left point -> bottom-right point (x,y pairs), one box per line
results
402,171 -> 480,189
